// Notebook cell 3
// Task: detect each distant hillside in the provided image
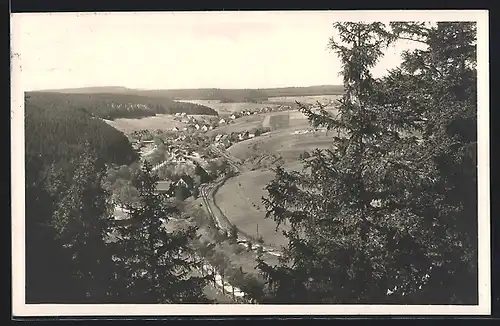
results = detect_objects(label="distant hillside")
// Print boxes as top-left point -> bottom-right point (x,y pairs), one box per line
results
261,85 -> 345,97
131,85 -> 345,101
40,86 -> 134,94
38,85 -> 345,102
25,91 -> 218,120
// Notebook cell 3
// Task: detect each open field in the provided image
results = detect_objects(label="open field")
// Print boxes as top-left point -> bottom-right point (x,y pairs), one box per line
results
214,162 -> 306,249
181,99 -> 281,115
103,114 -> 188,134
207,114 -> 266,136
215,110 -> 339,248
228,127 -> 335,164
208,107 -> 338,136
267,94 -> 342,105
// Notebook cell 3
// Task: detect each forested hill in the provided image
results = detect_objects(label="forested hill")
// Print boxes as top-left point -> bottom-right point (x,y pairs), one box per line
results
37,85 -> 345,102
25,91 -> 218,120
25,101 -> 138,167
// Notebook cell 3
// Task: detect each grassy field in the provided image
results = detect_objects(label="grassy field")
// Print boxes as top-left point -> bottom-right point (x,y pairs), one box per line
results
208,107 -> 337,137
103,114 -> 188,134
214,109 -> 339,248
267,94 -> 342,105
228,127 -> 335,164
214,168 -> 293,248
181,99 -> 281,115
207,114 -> 266,136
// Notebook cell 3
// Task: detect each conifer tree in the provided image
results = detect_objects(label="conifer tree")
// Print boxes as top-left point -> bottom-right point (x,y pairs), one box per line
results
44,147 -> 117,302
113,160 -> 209,303
379,21 -> 478,304
258,21 -> 478,304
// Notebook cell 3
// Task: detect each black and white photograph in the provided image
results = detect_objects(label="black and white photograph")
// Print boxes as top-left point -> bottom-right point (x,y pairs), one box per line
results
11,10 -> 490,316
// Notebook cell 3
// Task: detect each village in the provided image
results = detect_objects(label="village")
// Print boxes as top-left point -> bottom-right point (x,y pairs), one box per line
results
168,104 -> 293,133
123,108 -> 275,203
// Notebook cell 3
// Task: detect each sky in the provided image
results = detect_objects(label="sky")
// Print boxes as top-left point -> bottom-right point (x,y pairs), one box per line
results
13,11 -> 435,91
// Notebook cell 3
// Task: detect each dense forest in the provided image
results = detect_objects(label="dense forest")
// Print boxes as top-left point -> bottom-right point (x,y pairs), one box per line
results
25,100 -> 208,303
25,91 -> 218,120
135,85 -> 345,100
38,85 -> 345,102
25,101 -> 138,166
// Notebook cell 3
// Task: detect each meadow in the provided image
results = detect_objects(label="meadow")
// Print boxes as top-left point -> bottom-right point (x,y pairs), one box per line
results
266,94 -> 342,105
103,114 -> 188,134
228,124 -> 335,164
207,115 -> 266,136
214,108 -> 340,248
214,167 -> 296,249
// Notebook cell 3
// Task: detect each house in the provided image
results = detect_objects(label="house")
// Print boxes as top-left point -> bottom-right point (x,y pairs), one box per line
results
172,127 -> 179,131
246,111 -> 251,116
238,131 -> 250,141
219,118 -> 226,124
230,114 -> 237,120
219,134 -> 231,147
248,132 -> 255,138
201,125 -> 209,132
195,124 -> 200,130
215,134 -> 223,142
156,180 -> 175,196
177,175 -> 195,190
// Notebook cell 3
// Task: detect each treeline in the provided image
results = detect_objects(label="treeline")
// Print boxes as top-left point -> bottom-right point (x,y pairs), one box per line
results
25,91 -> 218,120
25,102 -> 209,303
38,85 -> 345,103
142,85 -> 344,100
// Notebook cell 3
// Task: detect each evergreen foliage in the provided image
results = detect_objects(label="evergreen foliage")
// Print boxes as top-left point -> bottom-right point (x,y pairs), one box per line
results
258,22 -> 478,304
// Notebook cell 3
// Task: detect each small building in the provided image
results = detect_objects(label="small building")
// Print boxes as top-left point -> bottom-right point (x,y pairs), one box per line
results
177,175 -> 195,190
156,180 -> 175,196
215,134 -> 223,142
219,118 -> 226,124
201,125 -> 209,132
230,114 -> 237,120
238,131 -> 249,141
